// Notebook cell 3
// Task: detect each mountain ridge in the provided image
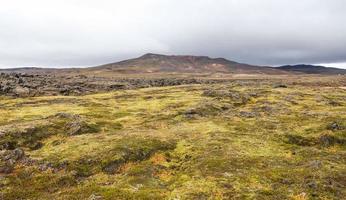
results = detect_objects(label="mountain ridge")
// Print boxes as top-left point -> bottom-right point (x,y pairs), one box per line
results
1,53 -> 345,75
278,64 -> 346,75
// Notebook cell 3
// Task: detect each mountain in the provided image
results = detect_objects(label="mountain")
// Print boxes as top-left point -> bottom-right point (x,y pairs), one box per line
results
88,53 -> 287,74
2,54 -> 345,75
278,64 -> 346,75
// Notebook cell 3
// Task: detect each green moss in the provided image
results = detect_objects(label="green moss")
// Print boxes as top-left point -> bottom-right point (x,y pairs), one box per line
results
101,137 -> 176,174
1,81 -> 345,199
0,113 -> 100,150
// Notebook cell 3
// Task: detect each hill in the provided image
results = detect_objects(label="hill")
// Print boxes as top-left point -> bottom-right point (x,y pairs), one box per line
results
2,54 -> 346,75
89,53 -> 287,74
278,64 -> 346,75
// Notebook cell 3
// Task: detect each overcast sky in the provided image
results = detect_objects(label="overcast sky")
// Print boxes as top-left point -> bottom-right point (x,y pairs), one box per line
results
1,0 -> 346,68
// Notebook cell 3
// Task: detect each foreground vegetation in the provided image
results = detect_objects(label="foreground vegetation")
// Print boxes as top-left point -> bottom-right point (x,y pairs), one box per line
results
0,79 -> 345,199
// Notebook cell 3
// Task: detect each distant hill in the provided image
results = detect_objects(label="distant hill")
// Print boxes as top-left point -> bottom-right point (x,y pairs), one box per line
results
0,67 -> 59,74
2,54 -> 345,75
278,64 -> 346,75
89,53 -> 287,74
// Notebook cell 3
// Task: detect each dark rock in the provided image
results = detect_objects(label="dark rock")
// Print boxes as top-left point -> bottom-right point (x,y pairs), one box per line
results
109,84 -> 127,89
327,122 -> 344,131
0,141 -> 17,150
273,84 -> 288,88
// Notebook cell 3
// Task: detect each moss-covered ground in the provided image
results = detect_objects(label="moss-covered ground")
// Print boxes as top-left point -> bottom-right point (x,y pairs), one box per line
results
0,80 -> 345,199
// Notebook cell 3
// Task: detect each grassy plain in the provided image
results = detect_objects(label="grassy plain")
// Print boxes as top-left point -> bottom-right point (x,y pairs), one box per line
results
0,77 -> 345,199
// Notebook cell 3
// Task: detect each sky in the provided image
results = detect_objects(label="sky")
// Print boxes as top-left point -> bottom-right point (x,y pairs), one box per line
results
0,0 -> 345,69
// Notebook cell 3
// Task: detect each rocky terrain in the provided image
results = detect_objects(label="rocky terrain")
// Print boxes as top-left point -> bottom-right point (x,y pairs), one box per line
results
1,71 -> 345,98
0,72 -> 233,97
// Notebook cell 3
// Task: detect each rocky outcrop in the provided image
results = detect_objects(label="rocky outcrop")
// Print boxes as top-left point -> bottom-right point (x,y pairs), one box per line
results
0,148 -> 25,174
0,72 -> 230,97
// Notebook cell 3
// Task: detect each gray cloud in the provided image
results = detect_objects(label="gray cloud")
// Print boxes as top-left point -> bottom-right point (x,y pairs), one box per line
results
0,0 -> 345,68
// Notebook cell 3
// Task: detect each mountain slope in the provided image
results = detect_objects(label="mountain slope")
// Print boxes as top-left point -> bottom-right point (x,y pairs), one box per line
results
278,64 -> 346,75
89,53 -> 287,74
